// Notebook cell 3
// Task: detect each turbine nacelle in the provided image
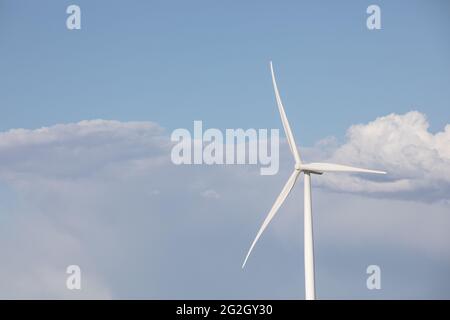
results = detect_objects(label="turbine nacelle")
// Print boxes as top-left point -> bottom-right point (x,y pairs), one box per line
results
295,163 -> 322,175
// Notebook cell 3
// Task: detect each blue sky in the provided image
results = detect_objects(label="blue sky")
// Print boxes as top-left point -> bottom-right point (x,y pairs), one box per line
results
1,0 -> 449,144
0,0 -> 449,299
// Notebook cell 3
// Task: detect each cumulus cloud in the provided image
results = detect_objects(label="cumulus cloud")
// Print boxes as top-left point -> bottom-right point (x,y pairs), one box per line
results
312,111 -> 450,201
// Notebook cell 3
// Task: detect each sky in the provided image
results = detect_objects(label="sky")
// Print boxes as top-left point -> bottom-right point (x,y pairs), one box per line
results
0,0 -> 449,299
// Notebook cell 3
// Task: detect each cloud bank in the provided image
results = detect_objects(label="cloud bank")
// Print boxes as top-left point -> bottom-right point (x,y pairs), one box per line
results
0,112 -> 449,298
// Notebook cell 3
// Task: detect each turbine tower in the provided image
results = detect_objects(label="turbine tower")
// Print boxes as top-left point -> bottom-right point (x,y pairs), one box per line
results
242,62 -> 386,300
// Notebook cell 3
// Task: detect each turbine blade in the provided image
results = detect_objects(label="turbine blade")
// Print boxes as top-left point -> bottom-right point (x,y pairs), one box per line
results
301,162 -> 386,175
242,170 -> 300,268
270,62 -> 302,164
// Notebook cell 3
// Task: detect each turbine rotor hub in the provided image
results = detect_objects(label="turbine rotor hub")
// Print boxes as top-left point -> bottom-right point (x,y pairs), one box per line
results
294,163 -> 302,171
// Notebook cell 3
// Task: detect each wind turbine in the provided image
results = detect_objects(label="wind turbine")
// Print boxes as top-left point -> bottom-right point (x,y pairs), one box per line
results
242,62 -> 386,300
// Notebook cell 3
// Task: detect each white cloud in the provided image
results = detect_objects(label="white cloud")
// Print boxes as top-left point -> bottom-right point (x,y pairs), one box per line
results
200,189 -> 221,199
313,111 -> 450,201
0,115 -> 449,298
0,119 -> 170,181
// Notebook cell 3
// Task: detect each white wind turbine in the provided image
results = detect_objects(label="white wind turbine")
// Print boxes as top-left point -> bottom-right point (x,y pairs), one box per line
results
242,62 -> 386,300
